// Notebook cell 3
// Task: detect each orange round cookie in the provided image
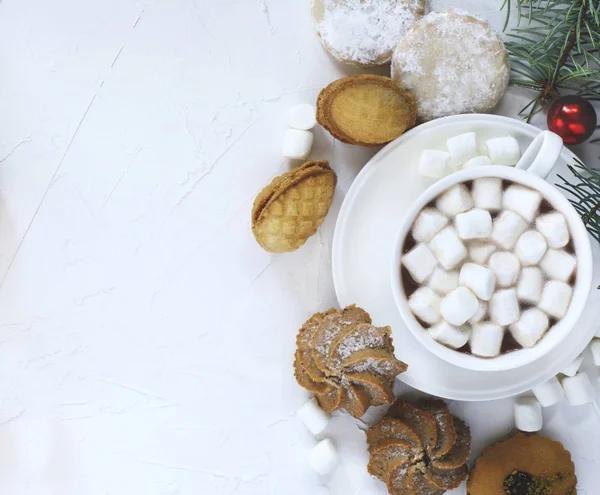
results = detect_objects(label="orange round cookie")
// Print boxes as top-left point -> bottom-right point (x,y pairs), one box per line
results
468,434 -> 576,495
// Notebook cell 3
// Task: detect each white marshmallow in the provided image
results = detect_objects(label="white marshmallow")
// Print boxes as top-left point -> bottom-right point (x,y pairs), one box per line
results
514,397 -> 542,432
473,178 -> 503,211
408,287 -> 442,325
463,155 -> 492,168
283,129 -> 313,160
429,321 -> 470,349
491,211 -> 528,250
540,249 -> 577,283
459,263 -> 496,301
503,185 -> 542,223
428,268 -> 459,295
429,227 -> 468,270
486,136 -> 521,166
490,289 -> 520,326
440,287 -> 479,326
589,339 -> 600,366
562,372 -> 595,406
455,209 -> 492,240
536,212 -> 570,249
469,241 -> 497,264
532,377 -> 565,407
309,438 -> 339,475
516,267 -> 543,304
412,208 -> 449,243
510,308 -> 549,348
515,230 -> 547,266
298,398 -> 330,435
561,355 -> 584,377
488,252 -> 520,288
447,132 -> 478,166
470,323 -> 504,357
539,280 -> 573,319
436,184 -> 473,217
419,150 -> 450,178
469,301 -> 487,325
402,244 -> 438,284
287,103 -> 317,130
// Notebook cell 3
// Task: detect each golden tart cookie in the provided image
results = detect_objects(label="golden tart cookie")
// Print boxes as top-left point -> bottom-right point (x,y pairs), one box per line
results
467,434 -> 577,495
312,0 -> 425,67
294,305 -> 407,418
316,75 -> 417,146
367,399 -> 471,494
251,160 -> 336,253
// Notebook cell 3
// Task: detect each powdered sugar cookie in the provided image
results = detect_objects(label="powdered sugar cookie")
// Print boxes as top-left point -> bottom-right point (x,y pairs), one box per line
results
392,9 -> 509,121
312,0 -> 426,67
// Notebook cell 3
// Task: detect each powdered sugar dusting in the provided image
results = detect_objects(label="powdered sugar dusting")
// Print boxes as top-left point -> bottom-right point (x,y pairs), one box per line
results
315,0 -> 424,65
392,9 -> 509,120
346,357 -> 395,374
336,326 -> 385,360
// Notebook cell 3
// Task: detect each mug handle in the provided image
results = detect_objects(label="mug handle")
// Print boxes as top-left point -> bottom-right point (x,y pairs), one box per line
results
515,130 -> 564,179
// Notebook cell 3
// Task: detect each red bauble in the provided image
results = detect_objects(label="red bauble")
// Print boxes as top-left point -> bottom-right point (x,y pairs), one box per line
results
547,95 -> 597,145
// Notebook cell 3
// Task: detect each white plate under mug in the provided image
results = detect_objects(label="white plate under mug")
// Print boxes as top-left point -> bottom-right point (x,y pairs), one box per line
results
332,114 -> 600,401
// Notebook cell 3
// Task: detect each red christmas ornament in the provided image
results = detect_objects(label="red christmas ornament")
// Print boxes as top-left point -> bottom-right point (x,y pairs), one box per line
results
547,95 -> 597,145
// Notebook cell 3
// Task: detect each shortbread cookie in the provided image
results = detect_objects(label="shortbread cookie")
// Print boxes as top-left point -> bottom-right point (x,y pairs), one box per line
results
317,75 -> 417,146
312,0 -> 426,66
252,160 -> 336,253
392,9 -> 509,121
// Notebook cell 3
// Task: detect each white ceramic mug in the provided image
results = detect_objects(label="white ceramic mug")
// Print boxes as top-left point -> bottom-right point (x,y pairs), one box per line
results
390,131 -> 593,371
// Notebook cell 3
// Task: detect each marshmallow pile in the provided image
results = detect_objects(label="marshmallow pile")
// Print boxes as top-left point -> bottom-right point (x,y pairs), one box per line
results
283,104 -> 318,160
402,178 -> 576,358
418,132 -> 521,178
297,398 -> 339,475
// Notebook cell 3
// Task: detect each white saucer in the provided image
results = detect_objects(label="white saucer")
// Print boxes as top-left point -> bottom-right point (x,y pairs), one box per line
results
332,114 -> 600,401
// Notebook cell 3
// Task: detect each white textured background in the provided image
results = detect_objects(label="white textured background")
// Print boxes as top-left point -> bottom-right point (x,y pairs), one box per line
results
0,0 -> 598,494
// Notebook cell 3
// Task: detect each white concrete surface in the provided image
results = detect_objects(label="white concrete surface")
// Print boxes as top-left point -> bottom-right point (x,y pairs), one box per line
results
0,0 -> 599,493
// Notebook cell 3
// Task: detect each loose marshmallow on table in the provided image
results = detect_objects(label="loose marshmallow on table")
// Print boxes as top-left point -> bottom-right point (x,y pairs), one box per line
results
428,268 -> 459,295
469,241 -> 497,264
429,321 -> 470,349
516,231 -> 547,266
486,136 -> 521,166
490,289 -> 520,326
473,177 -> 503,211
470,323 -> 503,357
514,397 -> 543,432
455,209 -> 492,240
283,129 -> 314,160
491,211 -> 528,250
429,227 -> 468,270
408,287 -> 442,325
589,339 -> 600,366
504,185 -> 542,223
447,132 -> 478,166
464,155 -> 492,168
469,301 -> 487,325
403,243 -> 438,284
539,280 -> 573,319
562,372 -> 595,406
440,287 -> 479,326
412,208 -> 449,243
298,398 -> 330,435
459,263 -> 496,300
510,308 -> 549,348
536,212 -> 570,248
532,376 -> 565,407
540,249 -> 577,283
287,103 -> 317,130
517,267 -> 544,304
419,150 -> 450,178
488,252 -> 521,288
561,355 -> 584,377
436,184 -> 473,217
309,438 -> 339,475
